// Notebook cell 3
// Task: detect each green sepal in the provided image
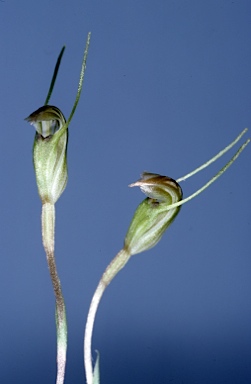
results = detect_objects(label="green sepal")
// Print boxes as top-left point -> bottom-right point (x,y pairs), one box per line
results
125,173 -> 182,255
26,105 -> 68,204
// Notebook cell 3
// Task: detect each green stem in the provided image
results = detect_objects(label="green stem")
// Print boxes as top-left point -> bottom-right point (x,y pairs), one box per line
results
84,248 -> 131,384
42,202 -> 67,384
44,46 -> 66,106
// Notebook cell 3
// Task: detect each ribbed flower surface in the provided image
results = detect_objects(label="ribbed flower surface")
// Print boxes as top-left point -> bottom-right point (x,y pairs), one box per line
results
26,105 -> 68,204
124,172 -> 183,255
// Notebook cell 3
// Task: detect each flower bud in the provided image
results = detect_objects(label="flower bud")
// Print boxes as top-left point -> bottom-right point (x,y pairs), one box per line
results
25,105 -> 68,204
124,172 -> 183,255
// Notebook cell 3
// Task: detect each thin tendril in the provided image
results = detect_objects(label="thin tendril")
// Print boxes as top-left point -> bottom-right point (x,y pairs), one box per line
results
44,46 -> 66,106
66,32 -> 91,128
168,139 -> 250,210
177,128 -> 248,182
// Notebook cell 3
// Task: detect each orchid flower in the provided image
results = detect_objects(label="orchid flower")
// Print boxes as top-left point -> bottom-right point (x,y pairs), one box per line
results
26,33 -> 91,384
84,128 -> 249,384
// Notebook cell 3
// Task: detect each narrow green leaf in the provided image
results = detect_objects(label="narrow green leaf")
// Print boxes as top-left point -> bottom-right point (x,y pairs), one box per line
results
45,46 -> 66,106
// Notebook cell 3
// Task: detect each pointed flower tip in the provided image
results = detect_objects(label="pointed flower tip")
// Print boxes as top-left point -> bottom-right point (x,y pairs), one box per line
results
25,105 -> 66,138
128,181 -> 138,188
129,172 -> 183,202
129,173 -> 157,188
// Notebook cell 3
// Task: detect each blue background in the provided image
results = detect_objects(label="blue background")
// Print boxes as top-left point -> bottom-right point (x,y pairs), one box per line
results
0,1 -> 251,383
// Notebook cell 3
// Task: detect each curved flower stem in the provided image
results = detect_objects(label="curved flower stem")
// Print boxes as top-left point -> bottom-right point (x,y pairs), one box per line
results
42,202 -> 67,384
84,129 -> 249,383
84,248 -> 131,384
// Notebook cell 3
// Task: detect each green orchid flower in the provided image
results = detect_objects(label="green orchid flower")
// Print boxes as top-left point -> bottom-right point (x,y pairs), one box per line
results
26,105 -> 68,205
84,128 -> 249,384
26,33 -> 91,384
125,172 -> 183,255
